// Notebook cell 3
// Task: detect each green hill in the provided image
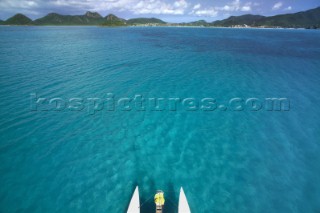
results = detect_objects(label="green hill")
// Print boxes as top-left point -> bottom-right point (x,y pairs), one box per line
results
101,14 -> 126,26
84,11 -> 102,19
179,20 -> 209,26
126,18 -> 166,25
4,13 -> 33,25
34,11 -> 105,25
212,15 -> 265,27
212,7 -> 320,28
104,14 -> 125,22
255,7 -> 320,28
1,6 -> 319,28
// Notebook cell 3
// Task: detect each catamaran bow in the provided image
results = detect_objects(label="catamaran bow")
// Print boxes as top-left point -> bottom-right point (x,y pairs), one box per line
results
179,187 -> 191,213
126,186 -> 191,213
127,186 -> 140,213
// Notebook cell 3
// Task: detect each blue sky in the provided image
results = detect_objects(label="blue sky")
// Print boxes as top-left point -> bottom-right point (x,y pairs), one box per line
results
0,0 -> 319,22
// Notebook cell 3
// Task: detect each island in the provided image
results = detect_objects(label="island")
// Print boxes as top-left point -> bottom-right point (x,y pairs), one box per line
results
1,6 -> 319,29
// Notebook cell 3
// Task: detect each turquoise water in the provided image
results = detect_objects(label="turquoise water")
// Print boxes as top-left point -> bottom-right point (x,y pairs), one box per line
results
0,26 -> 320,212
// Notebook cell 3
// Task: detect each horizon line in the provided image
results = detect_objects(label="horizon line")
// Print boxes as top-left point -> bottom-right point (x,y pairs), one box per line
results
1,5 -> 320,23
2,6 -> 320,24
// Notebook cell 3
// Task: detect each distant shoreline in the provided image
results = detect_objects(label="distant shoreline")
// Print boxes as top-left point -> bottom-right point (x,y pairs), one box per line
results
0,25 -> 319,31
1,6 -> 319,29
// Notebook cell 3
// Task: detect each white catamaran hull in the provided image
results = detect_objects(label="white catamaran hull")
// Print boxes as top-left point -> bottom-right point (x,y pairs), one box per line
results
179,187 -> 191,213
127,186 -> 140,213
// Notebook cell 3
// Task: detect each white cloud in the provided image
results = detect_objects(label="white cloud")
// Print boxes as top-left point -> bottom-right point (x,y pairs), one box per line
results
190,0 -> 255,17
0,0 -> 259,19
0,0 -> 40,9
190,8 -> 218,17
284,6 -> 292,11
215,0 -> 252,12
0,0 -> 43,16
216,0 -> 241,12
1,0 -> 191,16
48,0 -> 132,11
193,3 -> 201,10
174,0 -> 188,9
272,2 -> 283,10
132,0 -> 189,15
50,0 -> 190,15
241,6 -> 251,11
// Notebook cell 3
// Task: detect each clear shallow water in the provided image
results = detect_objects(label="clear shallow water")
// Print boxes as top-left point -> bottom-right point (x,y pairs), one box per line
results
0,26 -> 320,212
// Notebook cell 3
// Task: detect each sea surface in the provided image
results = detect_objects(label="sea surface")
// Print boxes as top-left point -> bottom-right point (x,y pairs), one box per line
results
0,26 -> 320,213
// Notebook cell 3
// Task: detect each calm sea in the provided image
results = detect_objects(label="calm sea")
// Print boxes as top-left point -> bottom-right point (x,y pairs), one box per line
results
0,26 -> 320,212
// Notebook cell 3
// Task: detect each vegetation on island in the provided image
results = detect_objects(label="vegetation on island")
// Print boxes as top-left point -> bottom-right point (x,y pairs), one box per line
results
211,7 -> 320,28
1,7 -> 319,29
255,7 -> 320,28
3,13 -> 33,25
126,18 -> 166,25
212,15 -> 265,27
101,20 -> 126,27
33,12 -> 105,25
101,14 -> 126,26
178,20 -> 211,27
